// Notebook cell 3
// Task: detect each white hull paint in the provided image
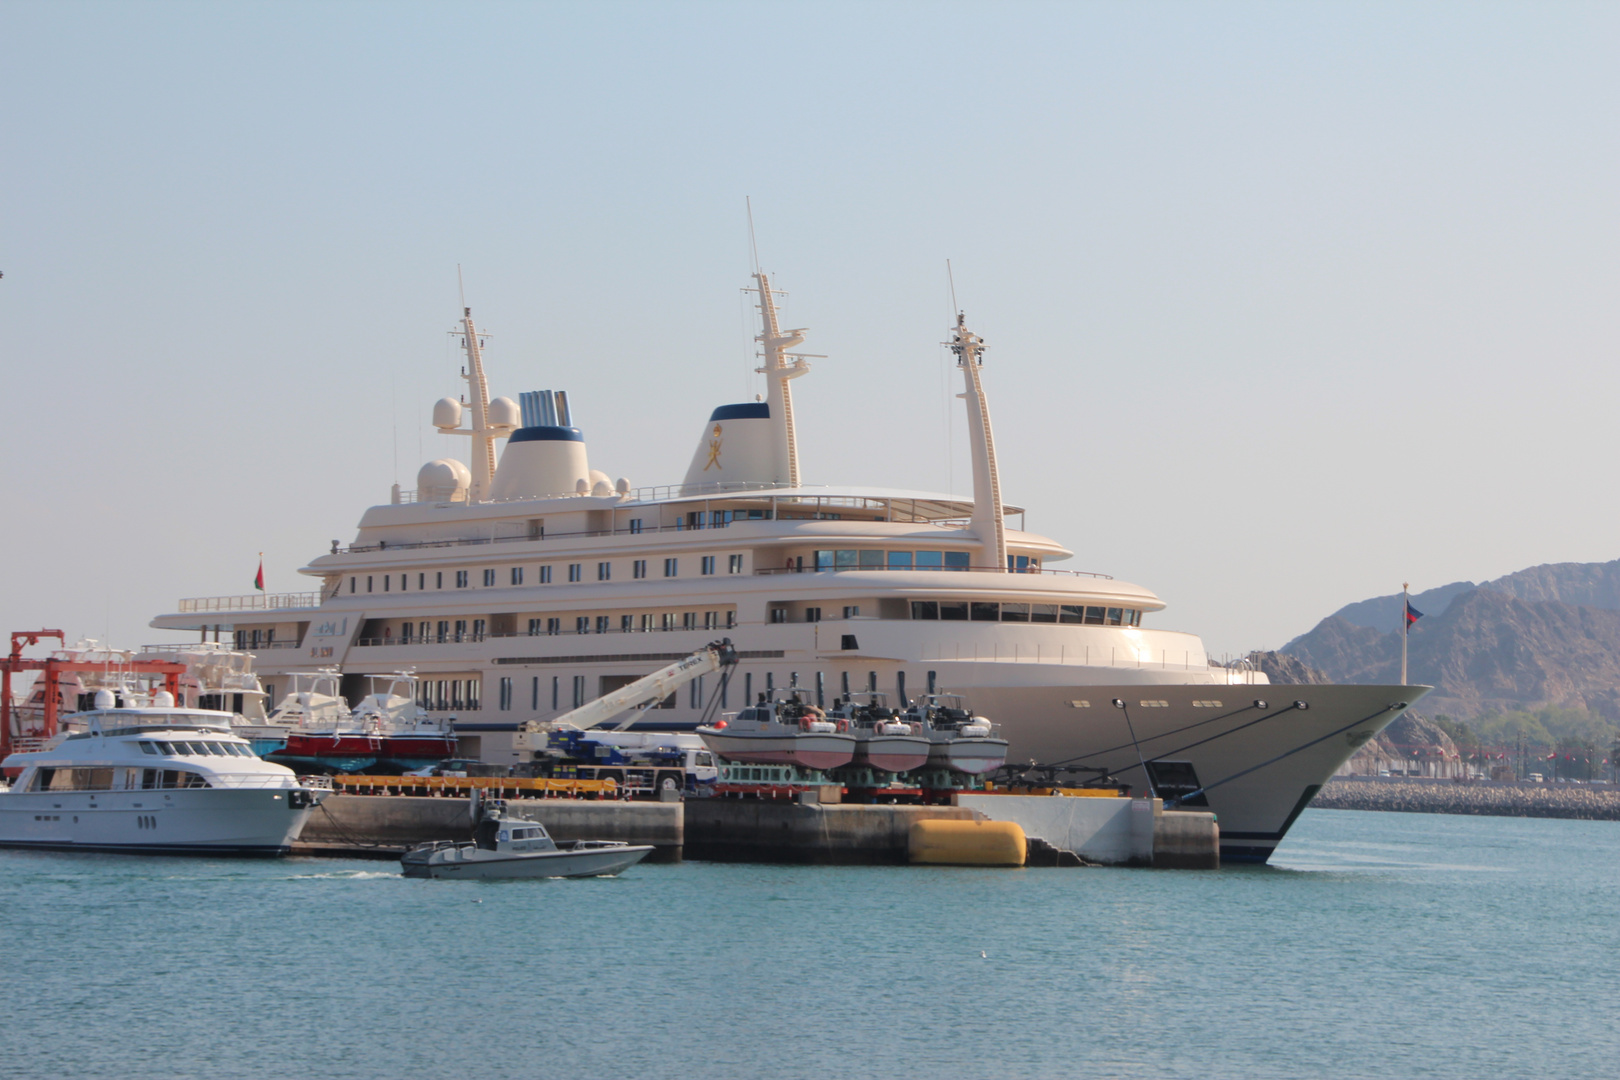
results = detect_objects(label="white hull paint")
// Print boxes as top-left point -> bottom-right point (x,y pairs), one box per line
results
0,788 -> 314,855
696,730 -> 856,770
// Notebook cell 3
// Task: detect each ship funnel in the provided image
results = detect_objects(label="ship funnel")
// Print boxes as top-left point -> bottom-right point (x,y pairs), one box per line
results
488,389 -> 592,500
681,403 -> 781,493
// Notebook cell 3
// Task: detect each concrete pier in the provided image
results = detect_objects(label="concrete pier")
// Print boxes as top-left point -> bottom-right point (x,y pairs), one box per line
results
293,792 -> 1217,868
684,800 -> 977,863
957,794 -> 1220,868
298,794 -> 683,856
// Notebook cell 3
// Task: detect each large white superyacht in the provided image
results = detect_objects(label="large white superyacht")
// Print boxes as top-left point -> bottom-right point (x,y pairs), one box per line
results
150,273 -> 1427,862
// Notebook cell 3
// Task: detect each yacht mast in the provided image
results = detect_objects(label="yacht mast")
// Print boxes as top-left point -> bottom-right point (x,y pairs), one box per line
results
751,272 -> 810,487
950,313 -> 1007,571
460,307 -> 497,501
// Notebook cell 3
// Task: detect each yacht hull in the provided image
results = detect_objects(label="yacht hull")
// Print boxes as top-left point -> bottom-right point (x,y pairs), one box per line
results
853,735 -> 931,774
947,675 -> 1425,862
925,737 -> 1009,776
402,844 -> 653,880
0,788 -> 316,856
697,731 -> 856,770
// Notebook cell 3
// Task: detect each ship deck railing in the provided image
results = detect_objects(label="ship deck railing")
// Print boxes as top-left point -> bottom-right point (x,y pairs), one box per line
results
177,592 -> 323,614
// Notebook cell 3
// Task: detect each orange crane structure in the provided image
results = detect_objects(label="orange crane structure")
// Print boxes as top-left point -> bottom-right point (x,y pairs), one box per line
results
0,630 -> 186,760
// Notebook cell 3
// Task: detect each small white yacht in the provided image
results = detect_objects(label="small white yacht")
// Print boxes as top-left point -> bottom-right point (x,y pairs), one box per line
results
0,691 -> 329,856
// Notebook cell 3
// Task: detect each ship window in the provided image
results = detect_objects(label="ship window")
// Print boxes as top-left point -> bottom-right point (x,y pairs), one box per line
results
628,518 -> 643,534
939,602 -> 969,621
1060,605 -> 1084,624
1107,608 -> 1124,626
472,618 -> 486,639
915,551 -> 943,569
401,623 -> 414,643
156,742 -> 178,756
572,676 -> 585,709
1084,606 -> 1106,625
704,611 -> 718,629
729,554 -> 743,574
436,572 -> 443,589
551,676 -> 559,709
349,577 -> 356,594
805,607 -> 821,623
814,551 -> 833,571
140,768 -> 159,789
419,573 -> 426,590
577,617 -> 590,635
539,566 -> 552,584
835,550 -> 858,569
511,567 -> 524,586
683,612 -> 697,630
621,615 -> 633,632
911,601 -> 938,620
641,614 -> 653,632
454,619 -> 468,642
970,602 -> 1000,621
945,552 -> 971,571
383,575 -> 389,592
633,560 -> 647,579
701,556 -> 716,576
664,558 -> 678,578
598,562 -> 611,581
139,741 -> 159,755
769,609 -> 786,624
368,576 -> 375,593
1032,604 -> 1059,624
726,611 -> 736,628
498,677 -> 512,711
1001,603 -> 1030,623
888,551 -> 913,569
456,570 -> 469,589
596,616 -> 610,634
568,564 -> 582,583
843,606 -> 860,618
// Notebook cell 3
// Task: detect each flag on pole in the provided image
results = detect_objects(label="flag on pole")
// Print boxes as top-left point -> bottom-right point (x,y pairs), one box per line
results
254,554 -> 265,592
1405,600 -> 1423,627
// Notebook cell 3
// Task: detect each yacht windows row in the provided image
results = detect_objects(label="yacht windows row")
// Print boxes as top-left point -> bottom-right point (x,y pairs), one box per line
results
907,601 -> 1142,626
27,766 -> 214,791
809,550 -> 1041,573
368,610 -> 739,645
347,554 -> 746,595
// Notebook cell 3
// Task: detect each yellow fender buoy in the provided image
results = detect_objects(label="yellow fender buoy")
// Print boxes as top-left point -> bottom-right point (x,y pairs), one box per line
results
908,819 -> 1026,867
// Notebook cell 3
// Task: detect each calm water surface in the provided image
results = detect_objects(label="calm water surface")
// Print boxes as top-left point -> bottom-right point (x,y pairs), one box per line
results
2,808 -> 1616,1079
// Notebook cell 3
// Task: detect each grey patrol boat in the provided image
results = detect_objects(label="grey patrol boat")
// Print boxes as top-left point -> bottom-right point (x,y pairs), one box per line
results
400,796 -> 652,880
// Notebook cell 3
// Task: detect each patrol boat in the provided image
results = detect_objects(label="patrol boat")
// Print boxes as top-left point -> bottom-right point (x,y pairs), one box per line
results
400,797 -> 651,879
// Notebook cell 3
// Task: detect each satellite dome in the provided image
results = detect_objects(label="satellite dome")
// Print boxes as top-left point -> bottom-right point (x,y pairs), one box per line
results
418,458 -> 471,501
152,690 -> 175,707
94,689 -> 116,710
615,477 -> 631,494
432,397 -> 463,431
591,479 -> 613,497
488,396 -> 520,430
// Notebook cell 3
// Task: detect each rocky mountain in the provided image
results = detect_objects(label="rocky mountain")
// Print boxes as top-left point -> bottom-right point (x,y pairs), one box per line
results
1320,559 -> 1620,636
1281,567 -> 1620,722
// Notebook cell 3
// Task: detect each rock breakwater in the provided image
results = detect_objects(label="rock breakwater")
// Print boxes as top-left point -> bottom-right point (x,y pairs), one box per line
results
1315,779 -> 1620,820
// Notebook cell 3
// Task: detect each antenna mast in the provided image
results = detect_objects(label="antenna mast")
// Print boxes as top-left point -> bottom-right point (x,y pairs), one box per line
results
949,309 -> 1007,572
457,292 -> 498,501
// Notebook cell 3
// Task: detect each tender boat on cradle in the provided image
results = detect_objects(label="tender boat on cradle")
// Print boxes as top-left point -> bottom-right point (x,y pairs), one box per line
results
400,797 -> 651,880
697,689 -> 856,770
829,693 -> 930,774
263,671 -> 380,774
905,694 -> 1008,776
0,690 -> 329,856
350,672 -> 457,772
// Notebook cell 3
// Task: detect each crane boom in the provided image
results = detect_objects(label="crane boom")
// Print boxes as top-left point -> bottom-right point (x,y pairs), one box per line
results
551,640 -> 737,733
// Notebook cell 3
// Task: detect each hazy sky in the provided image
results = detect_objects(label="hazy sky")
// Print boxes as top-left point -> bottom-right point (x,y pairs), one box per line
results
2,1 -> 1616,659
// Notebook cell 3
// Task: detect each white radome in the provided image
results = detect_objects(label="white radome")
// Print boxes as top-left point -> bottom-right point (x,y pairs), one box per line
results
432,397 -> 464,430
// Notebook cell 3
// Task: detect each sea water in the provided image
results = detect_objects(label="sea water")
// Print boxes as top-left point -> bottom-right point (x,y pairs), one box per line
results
1,809 -> 1616,1080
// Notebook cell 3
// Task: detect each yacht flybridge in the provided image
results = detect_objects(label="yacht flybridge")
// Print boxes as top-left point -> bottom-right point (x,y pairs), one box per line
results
149,268 -> 1429,862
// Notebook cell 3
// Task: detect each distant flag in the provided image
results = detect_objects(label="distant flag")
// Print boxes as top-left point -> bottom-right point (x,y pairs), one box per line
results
1405,600 -> 1424,627
254,553 -> 265,593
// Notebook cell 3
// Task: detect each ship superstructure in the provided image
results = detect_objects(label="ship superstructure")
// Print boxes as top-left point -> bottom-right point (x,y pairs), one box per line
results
150,271 -> 1427,862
